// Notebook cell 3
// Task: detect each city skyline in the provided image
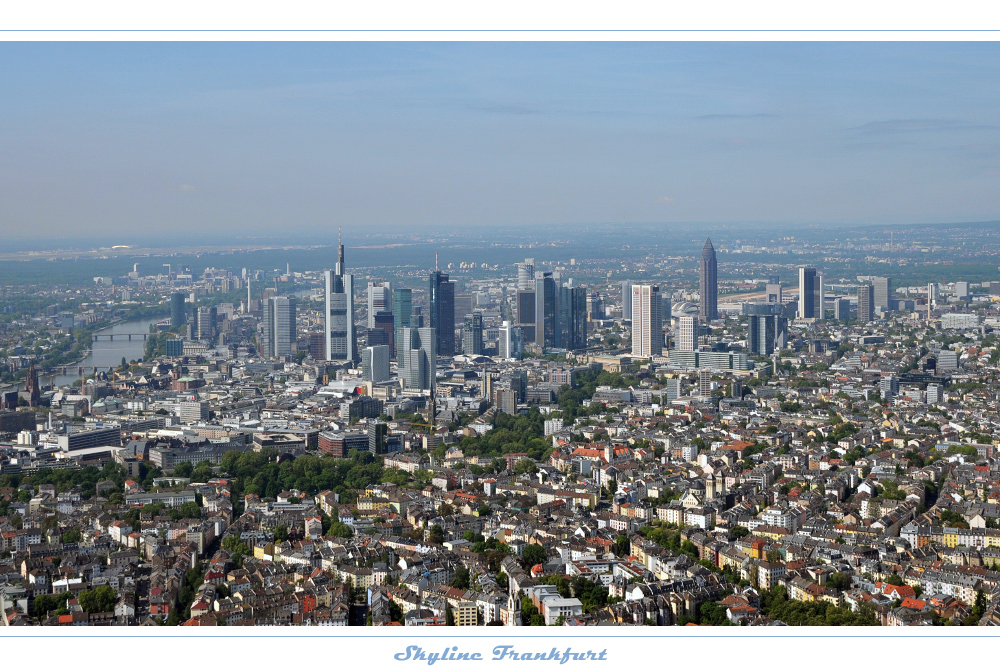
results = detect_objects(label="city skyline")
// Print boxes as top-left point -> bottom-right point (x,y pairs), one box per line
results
3,211 -> 1000,630
5,32 -> 1000,634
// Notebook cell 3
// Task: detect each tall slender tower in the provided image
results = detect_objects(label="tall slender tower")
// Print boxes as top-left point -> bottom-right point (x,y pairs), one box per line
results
630,284 -> 662,357
325,228 -> 357,363
857,284 -> 874,323
429,257 -> 455,357
798,267 -> 824,320
534,272 -> 558,349
262,296 -> 296,357
699,238 -> 718,321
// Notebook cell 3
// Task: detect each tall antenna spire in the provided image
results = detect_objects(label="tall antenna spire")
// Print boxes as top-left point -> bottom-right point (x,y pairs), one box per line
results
336,227 -> 345,276
435,251 -> 439,272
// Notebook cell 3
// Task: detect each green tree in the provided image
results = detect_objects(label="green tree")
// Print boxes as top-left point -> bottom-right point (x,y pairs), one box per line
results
222,534 -> 251,568
78,585 -> 117,613
827,572 -> 852,591
514,459 -> 538,475
273,525 -> 289,543
452,566 -> 471,590
699,601 -> 728,625
613,534 -> 631,557
522,543 -> 548,568
327,521 -> 353,539
32,592 -> 72,618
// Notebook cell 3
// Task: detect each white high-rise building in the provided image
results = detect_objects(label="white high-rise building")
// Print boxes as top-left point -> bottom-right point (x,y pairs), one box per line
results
631,284 -> 662,358
401,327 -> 436,391
677,316 -> 697,352
798,267 -> 824,320
367,282 -> 392,328
324,232 -> 357,363
498,320 -> 524,360
873,277 -> 892,312
361,345 -> 391,383
516,259 -> 535,292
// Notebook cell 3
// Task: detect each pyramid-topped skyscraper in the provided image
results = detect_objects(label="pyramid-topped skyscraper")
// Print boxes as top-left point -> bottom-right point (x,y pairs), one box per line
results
699,237 -> 718,321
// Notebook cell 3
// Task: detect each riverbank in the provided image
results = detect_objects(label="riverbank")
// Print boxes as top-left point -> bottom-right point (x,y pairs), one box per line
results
46,309 -> 168,387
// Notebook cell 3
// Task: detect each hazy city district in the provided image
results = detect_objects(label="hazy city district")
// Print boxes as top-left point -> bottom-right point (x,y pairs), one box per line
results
5,226 -> 1000,628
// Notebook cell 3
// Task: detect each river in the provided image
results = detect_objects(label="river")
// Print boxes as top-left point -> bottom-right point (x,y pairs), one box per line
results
52,315 -> 165,387
50,288 -> 319,388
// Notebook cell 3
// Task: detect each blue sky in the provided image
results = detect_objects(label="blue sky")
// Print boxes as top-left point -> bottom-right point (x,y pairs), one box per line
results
1,42 -> 998,241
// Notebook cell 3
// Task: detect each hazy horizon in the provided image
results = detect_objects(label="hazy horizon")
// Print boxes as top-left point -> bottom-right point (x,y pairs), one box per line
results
2,42 -> 999,241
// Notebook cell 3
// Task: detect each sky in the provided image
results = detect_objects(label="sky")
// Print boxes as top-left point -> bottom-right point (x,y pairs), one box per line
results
1,41 -> 999,243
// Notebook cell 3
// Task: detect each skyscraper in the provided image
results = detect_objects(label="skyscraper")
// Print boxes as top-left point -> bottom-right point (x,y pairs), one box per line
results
498,321 -> 524,360
744,303 -> 788,356
367,281 -> 392,328
798,267 -> 824,320
558,285 -> 588,351
516,258 -> 535,292
699,238 -> 718,321
857,284 -> 874,323
621,281 -> 633,320
361,345 -> 391,383
462,312 -> 484,355
765,279 -> 783,304
834,298 -> 851,322
325,233 -> 357,363
170,292 -> 186,328
392,288 -> 412,355
677,316 -> 697,352
587,292 -> 604,321
516,290 -> 536,343
534,272 -> 558,349
454,294 -> 474,323
193,306 -> 217,343
262,296 -> 296,357
369,311 -> 395,357
873,276 -> 892,312
631,284 -> 662,357
699,369 -> 712,398
400,326 -> 436,391
429,268 -> 455,357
